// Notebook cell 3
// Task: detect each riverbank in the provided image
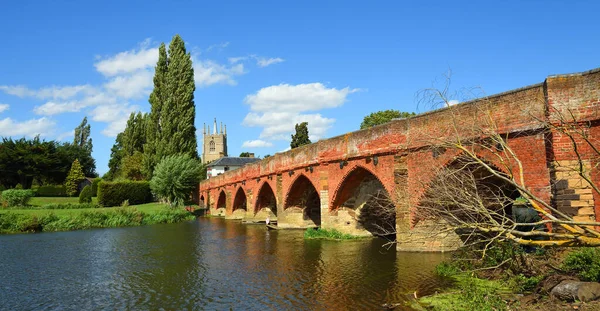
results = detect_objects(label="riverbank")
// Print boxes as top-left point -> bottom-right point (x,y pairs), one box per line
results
412,246 -> 600,310
0,203 -> 195,234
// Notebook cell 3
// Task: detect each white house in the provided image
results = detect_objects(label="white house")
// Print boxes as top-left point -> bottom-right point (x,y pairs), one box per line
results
206,157 -> 261,179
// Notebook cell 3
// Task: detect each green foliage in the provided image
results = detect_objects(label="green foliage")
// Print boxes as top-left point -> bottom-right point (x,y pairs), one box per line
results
360,109 -> 416,129
105,133 -> 124,181
64,159 -> 85,197
303,228 -> 364,240
0,136 -> 95,188
263,154 -> 271,158
0,207 -> 194,234
1,189 -> 35,207
91,178 -> 101,196
14,183 -> 23,189
150,155 -> 201,206
122,112 -> 147,157
290,122 -> 311,149
79,185 -> 92,203
120,151 -> 146,180
35,185 -> 67,197
97,181 -> 153,207
41,203 -> 98,209
508,274 -> 543,293
73,116 -> 93,152
239,152 -> 252,157
144,35 -> 198,178
562,247 -> 600,282
435,261 -> 460,278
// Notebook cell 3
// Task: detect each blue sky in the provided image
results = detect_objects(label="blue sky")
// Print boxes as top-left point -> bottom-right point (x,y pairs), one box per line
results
0,1 -> 598,175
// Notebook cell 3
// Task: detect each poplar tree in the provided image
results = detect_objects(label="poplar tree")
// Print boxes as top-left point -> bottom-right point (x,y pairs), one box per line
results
122,112 -> 147,156
144,35 -> 198,178
73,117 -> 92,152
144,43 -> 168,177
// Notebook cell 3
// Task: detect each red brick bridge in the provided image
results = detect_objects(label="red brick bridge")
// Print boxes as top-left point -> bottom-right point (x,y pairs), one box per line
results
199,68 -> 600,251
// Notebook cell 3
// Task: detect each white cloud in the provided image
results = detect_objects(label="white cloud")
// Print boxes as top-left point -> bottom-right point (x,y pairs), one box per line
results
104,70 -> 153,99
228,56 -> 248,64
0,85 -> 96,100
448,99 -> 459,106
194,60 -> 246,86
56,130 -> 74,141
242,140 -> 274,148
94,40 -> 158,77
34,101 -> 82,115
256,57 -> 284,67
0,104 -> 9,113
242,83 -> 359,141
90,104 -> 139,137
205,42 -> 230,52
0,117 -> 55,137
244,83 -> 359,113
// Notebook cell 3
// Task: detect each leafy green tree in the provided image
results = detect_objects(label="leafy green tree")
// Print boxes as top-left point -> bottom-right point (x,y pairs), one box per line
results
65,159 -> 85,196
73,116 -> 93,152
105,133 -> 124,180
79,185 -> 92,203
150,155 -> 201,206
239,152 -> 252,157
144,43 -> 168,178
120,151 -> 145,181
360,109 -> 416,129
263,154 -> 271,158
291,122 -> 311,149
122,112 -> 147,157
145,35 -> 198,178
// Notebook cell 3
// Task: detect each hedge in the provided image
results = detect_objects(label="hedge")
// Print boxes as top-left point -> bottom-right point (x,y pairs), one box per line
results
35,185 -> 67,197
97,181 -> 153,207
79,185 -> 92,204
91,178 -> 102,197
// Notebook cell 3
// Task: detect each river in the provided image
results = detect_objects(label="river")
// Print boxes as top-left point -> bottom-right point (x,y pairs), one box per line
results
0,218 -> 447,310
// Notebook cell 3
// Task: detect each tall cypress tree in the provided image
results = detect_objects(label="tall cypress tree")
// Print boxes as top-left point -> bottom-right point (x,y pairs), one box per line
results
163,34 -> 197,159
144,35 -> 198,178
144,43 -> 168,177
73,116 -> 93,152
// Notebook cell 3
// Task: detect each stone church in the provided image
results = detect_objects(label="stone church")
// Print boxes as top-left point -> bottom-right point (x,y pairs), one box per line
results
202,118 -> 228,164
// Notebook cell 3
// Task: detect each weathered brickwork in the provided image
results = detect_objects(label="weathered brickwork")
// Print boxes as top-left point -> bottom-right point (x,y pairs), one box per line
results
200,68 -> 600,252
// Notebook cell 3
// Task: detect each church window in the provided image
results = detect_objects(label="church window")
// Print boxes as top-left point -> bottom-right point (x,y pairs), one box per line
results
210,141 -> 215,152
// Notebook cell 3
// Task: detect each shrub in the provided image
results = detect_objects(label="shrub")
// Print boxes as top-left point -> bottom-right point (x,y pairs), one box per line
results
562,248 -> 600,282
41,203 -> 98,209
150,155 -> 201,206
303,228 -> 364,240
35,185 -> 67,197
91,178 -> 101,197
1,189 -> 35,207
97,181 -> 152,207
65,159 -> 85,197
79,185 -> 92,203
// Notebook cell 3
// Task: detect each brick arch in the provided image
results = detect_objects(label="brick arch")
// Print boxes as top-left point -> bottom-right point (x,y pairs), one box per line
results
330,164 -> 392,212
254,181 -> 277,216
283,173 -> 320,208
232,186 -> 247,212
414,152 -> 521,223
283,173 -> 321,226
199,194 -> 206,207
215,190 -> 227,210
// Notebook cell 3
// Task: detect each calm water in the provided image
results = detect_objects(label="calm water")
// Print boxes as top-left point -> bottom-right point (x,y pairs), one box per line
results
0,218 -> 447,310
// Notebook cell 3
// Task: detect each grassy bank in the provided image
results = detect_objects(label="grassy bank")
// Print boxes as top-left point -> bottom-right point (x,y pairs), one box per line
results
0,203 -> 195,234
29,196 -> 98,206
304,228 -> 366,240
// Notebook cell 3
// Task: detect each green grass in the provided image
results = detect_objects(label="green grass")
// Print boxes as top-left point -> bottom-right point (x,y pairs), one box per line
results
29,196 -> 98,206
0,203 -> 195,234
303,228 -> 366,240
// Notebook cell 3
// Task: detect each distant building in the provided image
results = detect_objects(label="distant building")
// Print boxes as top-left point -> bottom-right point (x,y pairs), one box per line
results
206,156 -> 261,179
202,118 -> 227,164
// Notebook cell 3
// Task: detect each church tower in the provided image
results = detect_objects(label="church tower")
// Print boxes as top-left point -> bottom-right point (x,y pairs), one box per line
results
202,118 -> 228,164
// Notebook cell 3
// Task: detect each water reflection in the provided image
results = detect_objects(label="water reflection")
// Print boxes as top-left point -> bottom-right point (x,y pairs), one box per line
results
0,218 -> 447,310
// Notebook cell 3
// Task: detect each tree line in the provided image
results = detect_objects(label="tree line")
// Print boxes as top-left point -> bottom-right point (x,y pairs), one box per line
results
0,117 -> 96,189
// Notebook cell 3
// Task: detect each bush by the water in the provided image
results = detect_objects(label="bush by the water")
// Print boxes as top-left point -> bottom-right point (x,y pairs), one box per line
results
0,207 -> 194,233
1,189 -> 35,207
562,247 -> 600,282
35,185 -> 67,197
91,178 -> 101,196
150,155 -> 201,206
79,185 -> 92,203
304,228 -> 364,240
97,181 -> 152,207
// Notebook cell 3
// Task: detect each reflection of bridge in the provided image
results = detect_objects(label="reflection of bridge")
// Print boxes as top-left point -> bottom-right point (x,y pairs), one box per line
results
199,68 -> 600,251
